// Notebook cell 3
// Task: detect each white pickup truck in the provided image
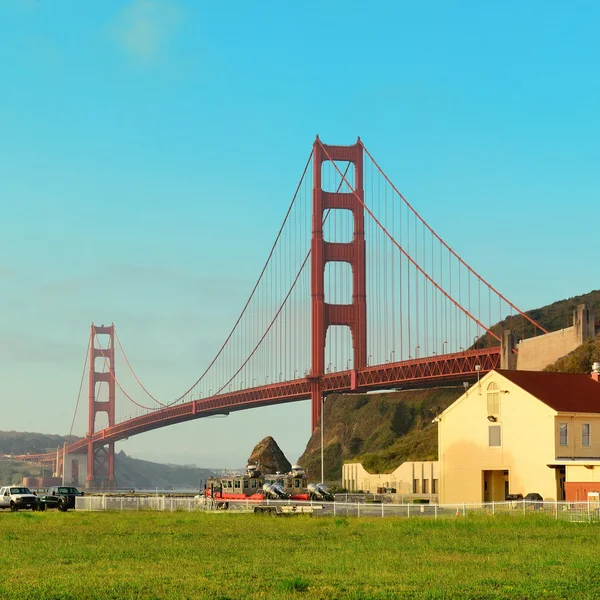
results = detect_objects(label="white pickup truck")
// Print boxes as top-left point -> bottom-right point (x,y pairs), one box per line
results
0,486 -> 40,511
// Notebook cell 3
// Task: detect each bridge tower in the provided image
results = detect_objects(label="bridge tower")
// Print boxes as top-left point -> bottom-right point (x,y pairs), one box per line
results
310,138 -> 367,431
86,323 -> 116,490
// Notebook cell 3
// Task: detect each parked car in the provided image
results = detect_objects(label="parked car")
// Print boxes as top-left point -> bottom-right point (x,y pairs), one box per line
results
524,492 -> 544,510
0,486 -> 40,511
38,486 -> 84,512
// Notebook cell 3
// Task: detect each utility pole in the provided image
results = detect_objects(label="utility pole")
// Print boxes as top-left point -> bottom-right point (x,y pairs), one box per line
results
320,394 -> 325,484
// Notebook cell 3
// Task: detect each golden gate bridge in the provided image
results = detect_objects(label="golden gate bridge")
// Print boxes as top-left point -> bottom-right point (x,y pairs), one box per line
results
15,137 -> 547,487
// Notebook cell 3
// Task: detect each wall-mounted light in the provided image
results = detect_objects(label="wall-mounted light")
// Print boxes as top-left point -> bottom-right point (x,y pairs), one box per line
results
487,415 -> 497,422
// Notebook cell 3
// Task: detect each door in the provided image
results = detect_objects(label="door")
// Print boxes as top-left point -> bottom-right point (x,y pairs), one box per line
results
0,488 -> 9,508
556,467 -> 566,501
483,470 -> 507,502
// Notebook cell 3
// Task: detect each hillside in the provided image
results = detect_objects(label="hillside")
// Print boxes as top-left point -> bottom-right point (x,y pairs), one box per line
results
297,387 -> 462,482
0,431 -> 214,490
0,430 -> 79,455
544,334 -> 600,374
0,459 -> 43,485
112,451 -> 214,491
299,292 -> 600,485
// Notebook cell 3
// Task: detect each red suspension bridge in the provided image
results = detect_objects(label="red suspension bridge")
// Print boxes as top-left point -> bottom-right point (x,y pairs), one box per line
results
16,137 -> 547,488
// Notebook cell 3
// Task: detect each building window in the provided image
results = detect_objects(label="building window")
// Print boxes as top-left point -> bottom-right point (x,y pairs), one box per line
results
423,480 -> 429,494
582,423 -> 591,447
559,423 -> 568,446
234,480 -> 241,489
487,382 -> 500,416
413,479 -> 418,493
432,479 -> 438,494
489,425 -> 501,447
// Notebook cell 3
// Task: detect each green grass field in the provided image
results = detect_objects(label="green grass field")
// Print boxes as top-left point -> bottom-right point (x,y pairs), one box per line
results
1,511 -> 599,599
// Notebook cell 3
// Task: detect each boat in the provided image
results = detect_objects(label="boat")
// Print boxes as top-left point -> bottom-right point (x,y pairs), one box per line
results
203,464 -> 333,502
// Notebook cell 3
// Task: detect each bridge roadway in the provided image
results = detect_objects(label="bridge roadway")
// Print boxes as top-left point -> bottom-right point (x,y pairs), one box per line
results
17,347 -> 499,463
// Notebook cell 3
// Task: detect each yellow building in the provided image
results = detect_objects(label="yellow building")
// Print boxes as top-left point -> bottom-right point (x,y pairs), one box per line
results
342,461 -> 439,497
438,369 -> 600,504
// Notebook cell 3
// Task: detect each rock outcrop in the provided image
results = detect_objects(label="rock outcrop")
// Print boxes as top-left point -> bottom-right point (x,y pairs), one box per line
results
248,436 -> 291,475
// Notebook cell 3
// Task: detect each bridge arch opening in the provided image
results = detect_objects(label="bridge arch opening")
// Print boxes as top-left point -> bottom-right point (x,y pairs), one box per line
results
324,325 -> 354,373
324,262 -> 353,305
323,209 -> 354,243
92,410 -> 109,433
321,160 -> 355,193
94,356 -> 110,373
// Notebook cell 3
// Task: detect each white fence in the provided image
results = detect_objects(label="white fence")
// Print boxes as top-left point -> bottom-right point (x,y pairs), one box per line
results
75,496 -> 600,522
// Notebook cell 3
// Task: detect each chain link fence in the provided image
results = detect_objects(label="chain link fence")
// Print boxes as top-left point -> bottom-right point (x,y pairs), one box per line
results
74,496 -> 600,522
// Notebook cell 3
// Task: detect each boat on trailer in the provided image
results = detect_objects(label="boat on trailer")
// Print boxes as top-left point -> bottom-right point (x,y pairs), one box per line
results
204,464 -> 333,502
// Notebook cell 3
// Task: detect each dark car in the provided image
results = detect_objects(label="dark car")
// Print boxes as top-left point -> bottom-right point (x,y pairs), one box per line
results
38,486 -> 84,512
524,492 -> 543,510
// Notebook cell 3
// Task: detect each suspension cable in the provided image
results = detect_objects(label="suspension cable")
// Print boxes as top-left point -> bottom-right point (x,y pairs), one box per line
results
68,340 -> 90,438
360,141 -> 548,335
318,139 -> 502,343
113,149 -> 315,408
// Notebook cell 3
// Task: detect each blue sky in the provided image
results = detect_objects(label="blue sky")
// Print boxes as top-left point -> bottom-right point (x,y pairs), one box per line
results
1,0 -> 599,469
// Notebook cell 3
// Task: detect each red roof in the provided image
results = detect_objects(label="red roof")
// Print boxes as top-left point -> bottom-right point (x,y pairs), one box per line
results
497,370 -> 600,413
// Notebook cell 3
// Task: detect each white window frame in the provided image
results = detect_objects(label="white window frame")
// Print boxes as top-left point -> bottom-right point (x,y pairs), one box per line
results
559,423 -> 569,447
582,423 -> 591,447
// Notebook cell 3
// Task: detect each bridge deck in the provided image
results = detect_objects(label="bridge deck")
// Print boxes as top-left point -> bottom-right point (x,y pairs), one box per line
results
15,347 -> 499,464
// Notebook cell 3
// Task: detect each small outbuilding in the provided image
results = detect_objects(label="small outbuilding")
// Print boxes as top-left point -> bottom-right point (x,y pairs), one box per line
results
438,368 -> 600,504
342,461 -> 439,498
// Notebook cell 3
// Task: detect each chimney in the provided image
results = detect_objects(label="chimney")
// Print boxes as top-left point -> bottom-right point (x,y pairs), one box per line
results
592,362 -> 600,382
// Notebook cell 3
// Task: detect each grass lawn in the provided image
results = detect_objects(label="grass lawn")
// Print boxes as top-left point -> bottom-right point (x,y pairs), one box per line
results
1,511 -> 599,599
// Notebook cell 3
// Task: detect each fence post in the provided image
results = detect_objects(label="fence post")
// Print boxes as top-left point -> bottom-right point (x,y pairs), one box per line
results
588,500 -> 591,521
522,500 -> 525,516
120,496 -> 123,512
333,502 -> 336,516
357,502 -> 360,517
555,501 -> 558,520
492,501 -> 495,516
381,503 -> 384,518
462,503 -> 466,517
137,497 -> 140,511
434,504 -> 438,520
407,504 -> 410,519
